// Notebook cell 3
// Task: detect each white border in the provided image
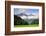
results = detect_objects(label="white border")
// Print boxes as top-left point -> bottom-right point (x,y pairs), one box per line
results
11,5 -> 42,31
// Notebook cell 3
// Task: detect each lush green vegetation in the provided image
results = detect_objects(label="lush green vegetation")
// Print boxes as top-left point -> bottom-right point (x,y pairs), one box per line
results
14,15 -> 39,27
31,19 -> 39,25
14,15 -> 28,25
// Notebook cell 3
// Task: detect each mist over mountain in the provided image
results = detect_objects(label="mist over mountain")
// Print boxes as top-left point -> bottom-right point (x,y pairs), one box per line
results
16,12 -> 39,20
14,8 -> 39,25
14,15 -> 39,25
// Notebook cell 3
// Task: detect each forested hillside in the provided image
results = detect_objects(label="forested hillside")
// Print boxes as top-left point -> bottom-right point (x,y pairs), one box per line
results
14,15 -> 39,25
14,15 -> 28,25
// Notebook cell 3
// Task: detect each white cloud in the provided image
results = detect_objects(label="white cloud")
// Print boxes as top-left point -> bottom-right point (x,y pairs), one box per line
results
17,9 -> 26,14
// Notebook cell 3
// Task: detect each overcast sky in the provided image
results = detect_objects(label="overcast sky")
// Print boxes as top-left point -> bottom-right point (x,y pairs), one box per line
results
14,8 -> 39,15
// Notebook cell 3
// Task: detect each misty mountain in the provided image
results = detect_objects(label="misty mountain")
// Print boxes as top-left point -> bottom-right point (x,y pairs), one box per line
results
14,15 -> 39,25
16,12 -> 39,20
